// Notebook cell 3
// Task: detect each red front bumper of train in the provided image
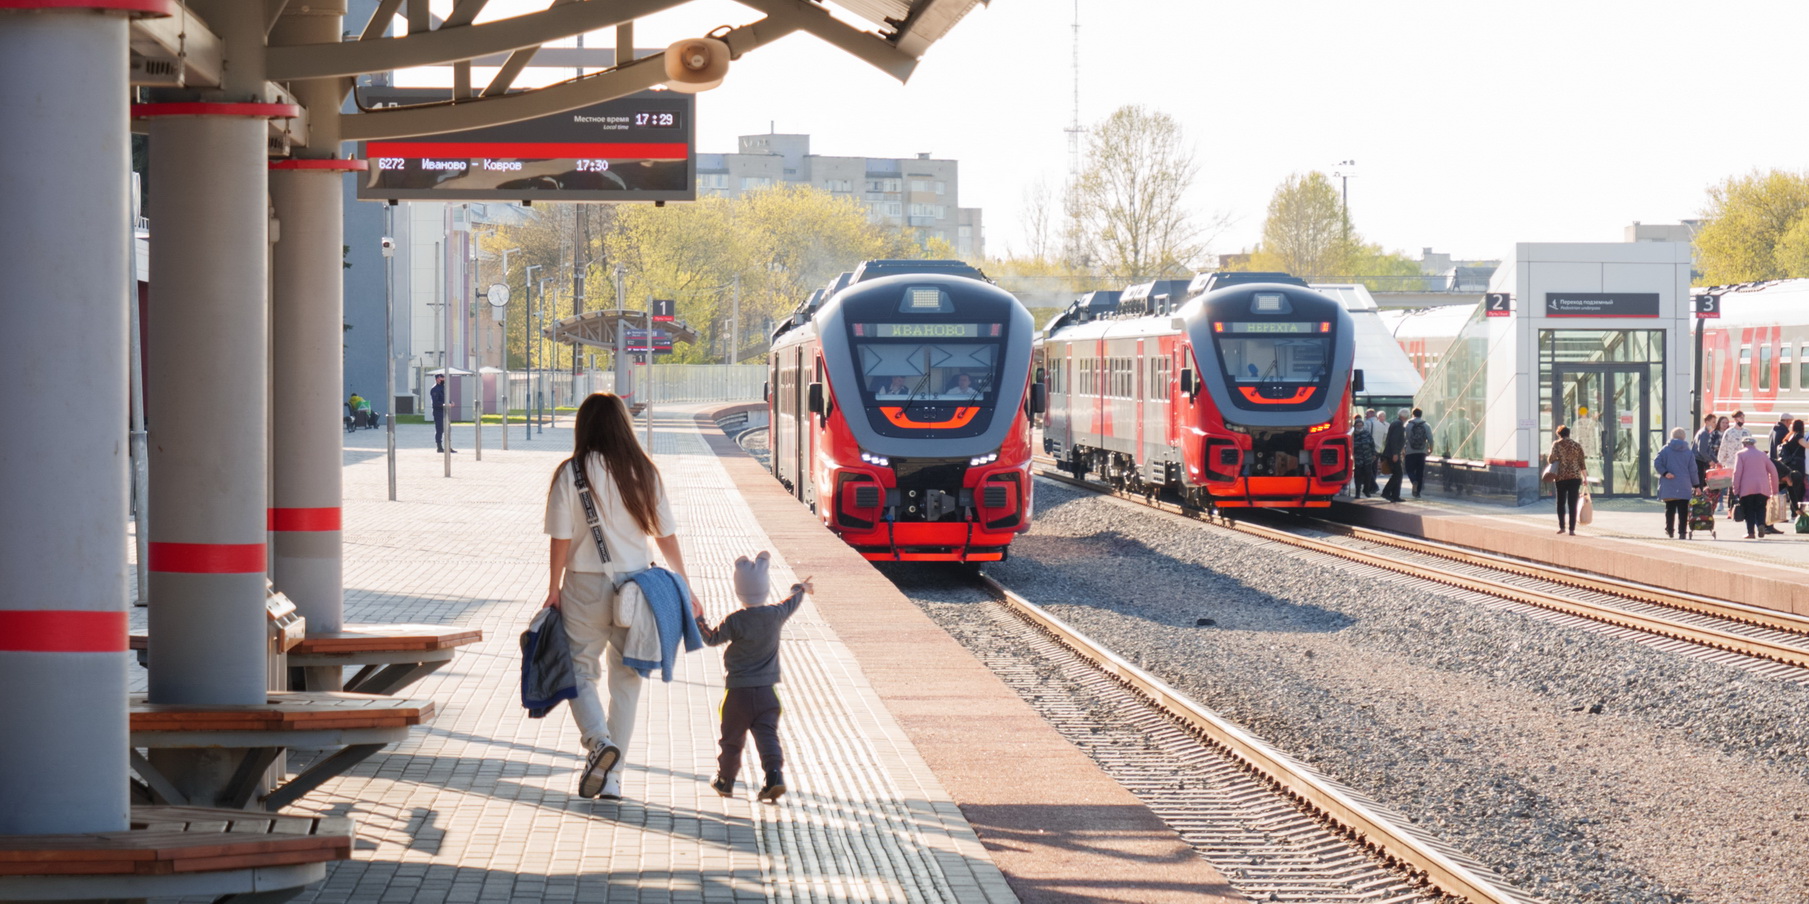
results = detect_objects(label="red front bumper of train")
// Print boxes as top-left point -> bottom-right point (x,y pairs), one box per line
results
1187,433 -> 1350,508
824,463 -> 1030,562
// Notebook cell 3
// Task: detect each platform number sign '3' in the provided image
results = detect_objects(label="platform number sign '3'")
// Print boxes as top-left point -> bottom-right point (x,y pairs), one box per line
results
1485,293 -> 1512,317
1694,294 -> 1721,319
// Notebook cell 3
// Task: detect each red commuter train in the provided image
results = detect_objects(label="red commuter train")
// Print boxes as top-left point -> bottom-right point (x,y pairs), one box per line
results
1039,273 -> 1360,510
768,261 -> 1041,563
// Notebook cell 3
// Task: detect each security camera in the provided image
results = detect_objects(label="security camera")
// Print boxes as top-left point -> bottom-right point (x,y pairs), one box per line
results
380,236 -> 396,258
663,37 -> 728,93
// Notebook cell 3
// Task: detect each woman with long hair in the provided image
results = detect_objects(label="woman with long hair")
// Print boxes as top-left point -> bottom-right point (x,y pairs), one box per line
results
1547,425 -> 1588,535
1781,418 -> 1808,517
544,393 -> 696,801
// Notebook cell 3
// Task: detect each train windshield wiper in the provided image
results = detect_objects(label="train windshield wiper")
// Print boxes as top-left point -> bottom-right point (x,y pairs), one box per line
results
899,348 -> 934,414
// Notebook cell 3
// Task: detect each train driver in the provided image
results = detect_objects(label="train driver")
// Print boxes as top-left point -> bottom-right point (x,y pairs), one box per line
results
874,375 -> 911,396
945,373 -> 982,400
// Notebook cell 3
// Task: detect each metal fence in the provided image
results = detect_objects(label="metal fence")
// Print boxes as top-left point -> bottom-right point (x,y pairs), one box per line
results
501,365 -> 763,411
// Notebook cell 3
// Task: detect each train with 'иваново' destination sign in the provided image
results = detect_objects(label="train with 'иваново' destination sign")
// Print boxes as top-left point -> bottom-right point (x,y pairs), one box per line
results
1038,272 -> 1361,511
766,260 -> 1041,565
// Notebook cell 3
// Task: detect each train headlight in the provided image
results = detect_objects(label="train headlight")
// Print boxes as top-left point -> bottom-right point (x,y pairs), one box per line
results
1308,421 -> 1333,434
969,451 -> 999,467
860,451 -> 891,467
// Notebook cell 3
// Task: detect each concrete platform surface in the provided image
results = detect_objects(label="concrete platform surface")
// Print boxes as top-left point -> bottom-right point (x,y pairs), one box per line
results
125,405 -> 1236,904
1333,488 -> 1809,616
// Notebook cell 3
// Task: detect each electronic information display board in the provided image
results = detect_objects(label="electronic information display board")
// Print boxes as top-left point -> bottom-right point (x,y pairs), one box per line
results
356,89 -> 694,203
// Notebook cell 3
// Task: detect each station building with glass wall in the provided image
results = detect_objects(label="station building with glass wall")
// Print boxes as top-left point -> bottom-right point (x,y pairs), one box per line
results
1413,242 -> 1694,503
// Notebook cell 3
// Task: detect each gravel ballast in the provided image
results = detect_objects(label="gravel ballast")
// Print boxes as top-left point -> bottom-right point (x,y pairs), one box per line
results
903,480 -> 1809,904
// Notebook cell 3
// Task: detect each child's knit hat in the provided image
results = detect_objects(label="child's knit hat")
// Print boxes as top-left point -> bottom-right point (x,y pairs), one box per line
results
733,551 -> 771,607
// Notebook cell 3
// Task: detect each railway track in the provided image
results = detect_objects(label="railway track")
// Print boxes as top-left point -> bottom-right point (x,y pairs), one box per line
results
973,573 -> 1539,904
1033,464 -> 1809,680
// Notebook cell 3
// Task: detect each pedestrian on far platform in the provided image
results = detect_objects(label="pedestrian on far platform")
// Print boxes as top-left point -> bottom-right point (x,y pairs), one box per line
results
1380,408 -> 1408,503
1654,427 -> 1702,540
1779,418 -> 1809,518
1718,410 -> 1751,468
1771,412 -> 1794,463
1694,413 -> 1719,484
1350,414 -> 1376,498
1547,426 -> 1588,536
1366,408 -> 1389,479
1403,407 -> 1433,499
1731,434 -> 1779,540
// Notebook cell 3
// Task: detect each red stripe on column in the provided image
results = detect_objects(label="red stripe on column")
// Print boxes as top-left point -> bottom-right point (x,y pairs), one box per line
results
148,542 -> 267,573
0,611 -> 127,653
268,507 -> 342,531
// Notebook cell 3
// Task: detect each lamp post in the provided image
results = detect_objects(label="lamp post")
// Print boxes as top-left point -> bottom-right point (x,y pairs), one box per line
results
1332,159 -> 1356,242
381,215 -> 397,501
538,277 -> 554,433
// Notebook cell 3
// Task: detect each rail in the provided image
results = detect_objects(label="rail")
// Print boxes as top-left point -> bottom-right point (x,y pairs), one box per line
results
979,574 -> 1537,904
1035,463 -> 1809,670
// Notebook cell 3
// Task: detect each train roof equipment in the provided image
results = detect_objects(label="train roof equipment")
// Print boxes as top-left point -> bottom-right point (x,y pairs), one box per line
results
851,259 -> 987,283
1118,279 -> 1193,316
1187,271 -> 1310,297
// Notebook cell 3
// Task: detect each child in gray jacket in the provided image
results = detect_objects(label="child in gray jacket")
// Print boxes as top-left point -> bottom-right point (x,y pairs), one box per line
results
696,551 -> 808,802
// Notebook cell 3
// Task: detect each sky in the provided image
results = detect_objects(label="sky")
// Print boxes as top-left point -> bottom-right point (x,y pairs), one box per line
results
429,0 -> 1809,266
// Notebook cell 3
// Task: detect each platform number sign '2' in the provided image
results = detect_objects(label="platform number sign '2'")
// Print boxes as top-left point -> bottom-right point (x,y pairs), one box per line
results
1485,293 -> 1512,317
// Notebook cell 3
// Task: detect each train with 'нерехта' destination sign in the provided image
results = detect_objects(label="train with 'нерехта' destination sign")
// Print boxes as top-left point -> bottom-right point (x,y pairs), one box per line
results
1038,272 -> 1362,511
766,260 -> 1040,565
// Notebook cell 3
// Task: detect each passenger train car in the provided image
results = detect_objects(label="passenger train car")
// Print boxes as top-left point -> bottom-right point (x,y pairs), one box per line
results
1699,280 -> 1809,419
768,261 -> 1041,563
1040,273 -> 1360,510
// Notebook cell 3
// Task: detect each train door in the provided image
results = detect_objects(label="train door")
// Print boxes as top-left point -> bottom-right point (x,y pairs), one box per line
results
1133,340 -> 1145,463
793,346 -> 808,501
806,354 -> 823,509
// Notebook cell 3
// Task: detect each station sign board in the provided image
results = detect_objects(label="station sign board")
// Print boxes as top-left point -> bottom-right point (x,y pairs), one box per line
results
356,89 -> 694,203
1692,294 -> 1722,319
627,328 -> 674,354
1484,292 -> 1512,317
1544,292 -> 1660,318
651,298 -> 675,322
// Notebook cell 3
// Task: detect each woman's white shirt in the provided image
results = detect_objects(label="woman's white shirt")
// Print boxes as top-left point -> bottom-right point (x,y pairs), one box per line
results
544,452 -> 676,575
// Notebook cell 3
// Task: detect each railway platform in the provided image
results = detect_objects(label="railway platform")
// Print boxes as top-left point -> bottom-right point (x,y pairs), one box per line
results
1333,489 -> 1809,617
125,404 -> 1235,904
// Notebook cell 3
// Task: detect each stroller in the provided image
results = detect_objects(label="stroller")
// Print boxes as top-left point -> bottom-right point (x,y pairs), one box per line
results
1688,492 -> 1717,539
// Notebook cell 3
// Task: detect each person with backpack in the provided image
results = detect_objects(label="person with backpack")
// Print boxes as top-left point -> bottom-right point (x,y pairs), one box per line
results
1404,407 -> 1433,499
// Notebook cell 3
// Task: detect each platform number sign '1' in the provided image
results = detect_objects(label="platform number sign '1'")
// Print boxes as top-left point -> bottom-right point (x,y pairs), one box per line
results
1694,294 -> 1721,319
1485,293 -> 1512,317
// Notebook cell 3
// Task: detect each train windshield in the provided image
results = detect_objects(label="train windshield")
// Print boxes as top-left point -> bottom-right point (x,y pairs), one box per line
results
1212,322 -> 1331,385
855,340 -> 1000,404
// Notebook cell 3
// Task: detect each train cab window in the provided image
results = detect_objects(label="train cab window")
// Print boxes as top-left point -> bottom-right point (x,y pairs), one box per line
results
856,338 -> 1000,404
1740,347 -> 1752,391
1759,345 -> 1773,391
1211,321 -> 1331,387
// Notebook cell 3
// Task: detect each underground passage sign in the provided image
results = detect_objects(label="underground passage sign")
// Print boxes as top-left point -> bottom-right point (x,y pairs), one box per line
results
1543,292 -> 1660,318
356,89 -> 695,203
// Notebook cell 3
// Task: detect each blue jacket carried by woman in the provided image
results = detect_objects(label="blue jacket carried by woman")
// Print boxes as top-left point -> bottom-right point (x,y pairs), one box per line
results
1654,437 -> 1701,500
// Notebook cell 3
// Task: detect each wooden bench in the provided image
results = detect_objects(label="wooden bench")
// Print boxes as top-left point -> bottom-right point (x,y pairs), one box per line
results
0,805 -> 351,902
131,691 -> 434,812
132,622 -> 482,696
288,623 -> 484,695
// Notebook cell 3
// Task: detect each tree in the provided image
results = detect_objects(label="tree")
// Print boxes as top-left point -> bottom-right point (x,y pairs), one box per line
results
1018,177 -> 1058,261
1248,171 -> 1350,278
1071,105 -> 1221,281
1695,169 -> 1809,284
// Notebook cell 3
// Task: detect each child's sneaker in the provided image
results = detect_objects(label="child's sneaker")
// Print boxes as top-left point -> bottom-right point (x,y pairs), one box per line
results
757,770 -> 786,803
710,774 -> 735,798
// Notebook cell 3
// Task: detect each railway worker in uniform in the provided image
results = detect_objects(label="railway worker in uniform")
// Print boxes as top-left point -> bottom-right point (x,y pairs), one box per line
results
1547,426 -> 1589,536
1380,409 -> 1408,503
1654,427 -> 1703,539
1349,415 -> 1377,498
1572,406 -> 1602,464
543,392 -> 698,800
1731,434 -> 1780,540
875,374 -> 911,396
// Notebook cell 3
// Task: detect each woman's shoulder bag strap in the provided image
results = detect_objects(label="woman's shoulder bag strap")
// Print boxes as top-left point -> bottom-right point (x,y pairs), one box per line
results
569,459 -> 611,565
